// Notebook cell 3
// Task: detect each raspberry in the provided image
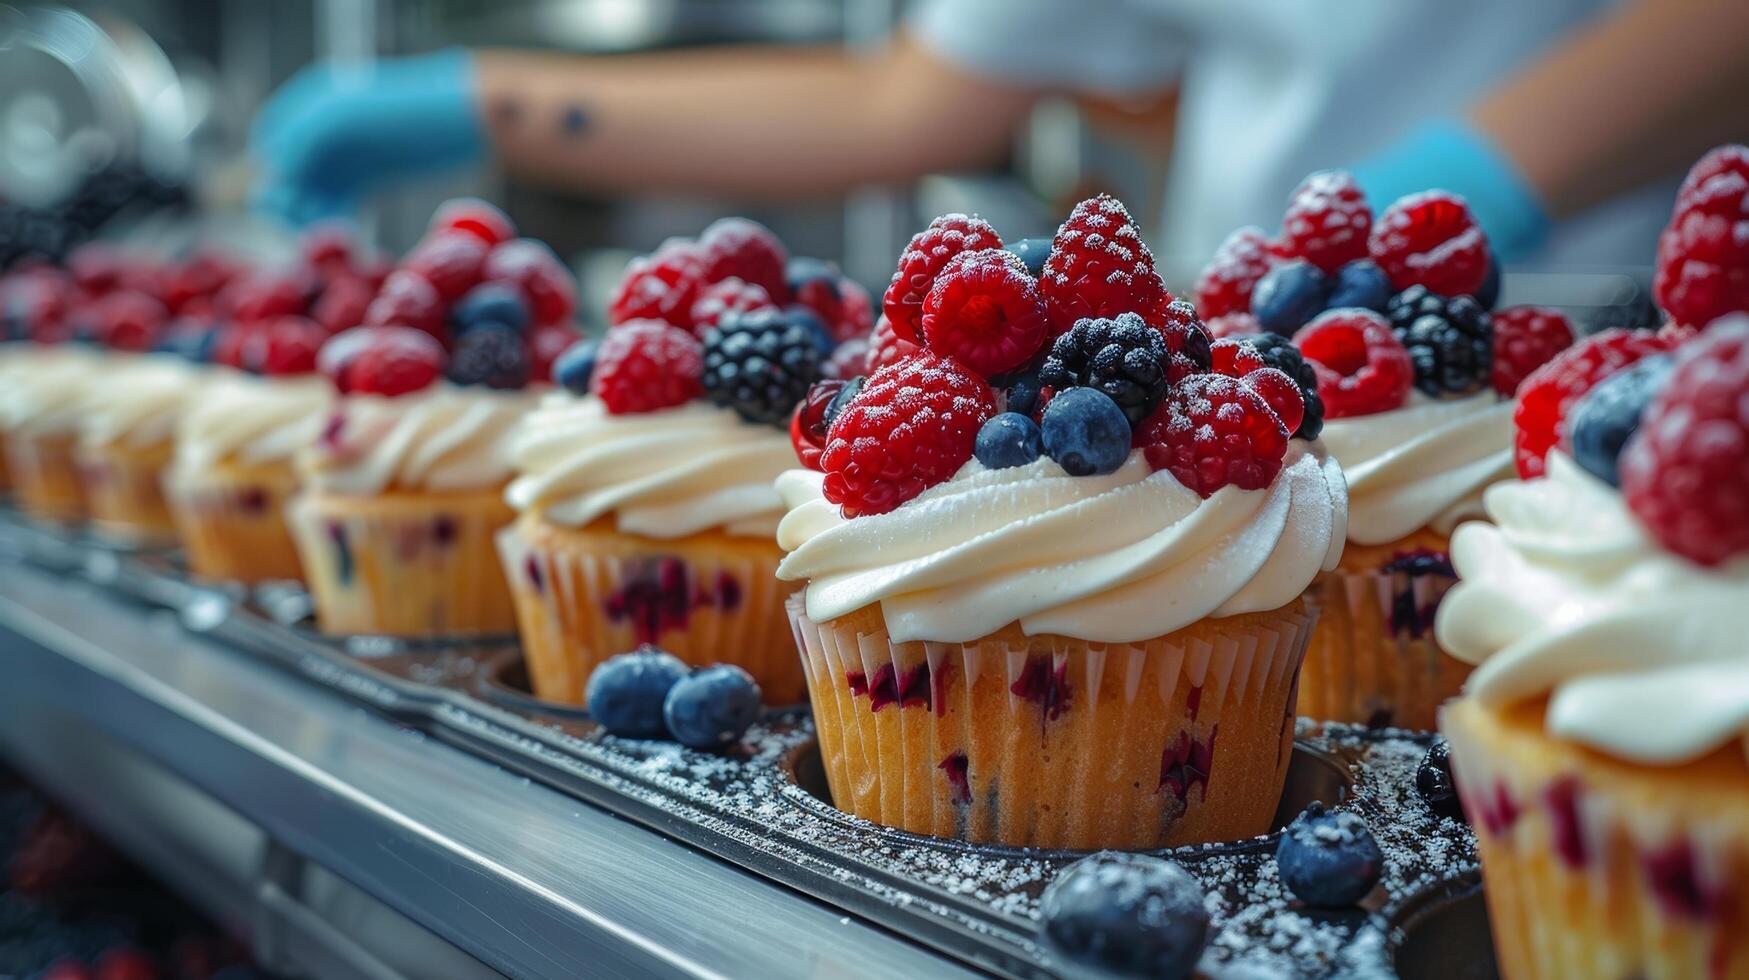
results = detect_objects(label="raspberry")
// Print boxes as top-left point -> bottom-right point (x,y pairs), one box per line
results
698,217 -> 790,302
1238,333 -> 1325,439
1154,298 -> 1215,383
1041,195 -> 1169,336
364,269 -> 446,343
162,250 -> 238,312
1212,336 -> 1318,438
1138,374 -> 1289,497
820,350 -> 997,516
689,277 -> 777,335
1386,287 -> 1492,398
702,308 -> 826,425
88,290 -> 168,352
1280,171 -> 1372,273
1244,368 -> 1306,437
1618,317 -> 1749,565
1653,146 -> 1749,329
592,320 -> 704,414
865,315 -> 920,374
919,248 -> 1049,376
1491,305 -> 1576,395
221,271 -> 310,325
300,223 -> 353,272
1511,328 -> 1670,479
484,238 -> 576,328
789,378 -> 849,471
318,326 -> 446,397
789,258 -> 874,343
1657,320 -> 1702,346
823,336 -> 869,379
882,214 -> 1002,344
1210,338 -> 1266,376
526,322 -> 581,384
430,198 -> 516,246
1195,227 -> 1277,319
217,316 -> 324,375
405,232 -> 488,301
311,275 -> 373,335
1038,313 -> 1169,426
1368,191 -> 1492,297
68,243 -> 125,295
610,238 -> 706,329
1674,144 -> 1749,213
1293,309 -> 1413,418
1206,312 -> 1263,340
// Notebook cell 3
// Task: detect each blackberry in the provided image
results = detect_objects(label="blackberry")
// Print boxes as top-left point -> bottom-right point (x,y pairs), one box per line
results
703,308 -> 826,426
1387,286 -> 1492,397
446,322 -> 529,389
1240,333 -> 1325,440
1416,740 -> 1466,822
1037,312 -> 1168,426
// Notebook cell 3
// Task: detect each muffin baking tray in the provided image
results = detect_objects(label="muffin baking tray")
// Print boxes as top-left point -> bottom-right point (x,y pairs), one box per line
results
0,511 -> 1489,978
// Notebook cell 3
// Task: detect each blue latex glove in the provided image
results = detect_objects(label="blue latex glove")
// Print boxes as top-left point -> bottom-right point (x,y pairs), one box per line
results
1351,120 -> 1550,264
250,49 -> 484,226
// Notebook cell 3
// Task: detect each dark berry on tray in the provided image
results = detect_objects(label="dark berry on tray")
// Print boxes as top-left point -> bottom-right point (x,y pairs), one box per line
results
1275,802 -> 1384,908
1416,740 -> 1466,822
586,648 -> 690,739
1040,852 -> 1209,980
663,665 -> 762,750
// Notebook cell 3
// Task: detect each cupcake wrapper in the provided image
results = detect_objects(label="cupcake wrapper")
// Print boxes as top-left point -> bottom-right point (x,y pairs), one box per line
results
496,519 -> 803,707
77,441 -> 177,545
5,432 -> 87,523
286,490 -> 518,637
789,594 -> 1317,851
164,463 -> 305,584
1443,699 -> 1749,980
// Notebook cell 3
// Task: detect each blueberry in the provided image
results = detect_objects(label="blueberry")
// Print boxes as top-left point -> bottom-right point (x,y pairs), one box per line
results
154,323 -> 221,362
1569,354 -> 1674,487
786,256 -> 840,298
1004,237 -> 1053,278
823,374 -> 863,430
1274,802 -> 1384,908
446,321 -> 529,389
663,664 -> 762,750
553,338 -> 600,395
1040,852 -> 1209,980
585,647 -> 690,738
1415,740 -> 1465,822
1326,259 -> 1391,313
1003,370 -> 1042,418
1251,260 -> 1330,334
453,282 -> 530,333
975,412 -> 1043,469
1473,253 -> 1501,310
1041,387 -> 1130,476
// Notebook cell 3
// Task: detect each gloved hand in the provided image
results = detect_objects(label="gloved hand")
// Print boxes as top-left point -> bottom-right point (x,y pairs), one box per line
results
250,48 -> 484,226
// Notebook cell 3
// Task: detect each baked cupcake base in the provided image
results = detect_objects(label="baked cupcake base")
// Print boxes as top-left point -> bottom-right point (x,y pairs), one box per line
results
1443,697 -> 1749,980
789,593 -> 1317,851
77,440 -> 178,545
1297,528 -> 1471,729
166,459 -> 305,584
497,514 -> 804,706
6,431 -> 87,523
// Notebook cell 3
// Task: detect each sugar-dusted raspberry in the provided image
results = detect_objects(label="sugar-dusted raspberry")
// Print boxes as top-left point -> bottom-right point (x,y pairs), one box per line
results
1210,337 -> 1267,377
823,336 -> 869,380
865,314 -> 920,374
1619,316 -> 1749,565
698,217 -> 790,303
1512,328 -> 1670,479
608,238 -> 705,329
430,198 -> 516,247
1657,320 -> 1701,346
1491,305 -> 1575,395
311,275 -> 373,335
88,290 -> 168,352
789,258 -> 875,343
1137,374 -> 1289,497
525,322 -> 582,385
364,269 -> 446,342
406,231 -> 489,302
1153,298 -> 1215,383
485,238 -> 577,328
820,350 -> 997,516
592,320 -> 705,414
1653,145 -> 1749,329
1368,191 -> 1492,297
1673,144 -> 1749,214
217,316 -> 325,375
1230,333 -> 1325,439
1041,195 -> 1169,336
221,271 -> 311,326
1195,227 -> 1277,320
789,378 -> 849,471
689,277 -> 776,336
920,248 -> 1048,376
882,214 -> 1002,344
318,326 -> 446,397
1206,312 -> 1263,340
1281,171 -> 1372,273
1243,367 -> 1306,437
1292,309 -> 1413,418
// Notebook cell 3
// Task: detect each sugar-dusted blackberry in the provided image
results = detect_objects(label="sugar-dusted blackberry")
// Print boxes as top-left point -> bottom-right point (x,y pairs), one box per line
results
703,308 -> 827,426
1239,333 -> 1325,440
1037,312 -> 1168,426
1387,286 -> 1492,397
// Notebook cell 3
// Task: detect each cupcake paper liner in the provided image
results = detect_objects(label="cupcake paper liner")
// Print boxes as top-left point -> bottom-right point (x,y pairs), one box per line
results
5,432 -> 87,523
76,440 -> 178,545
165,461 -> 305,584
788,594 -> 1318,851
286,488 -> 518,637
496,515 -> 803,707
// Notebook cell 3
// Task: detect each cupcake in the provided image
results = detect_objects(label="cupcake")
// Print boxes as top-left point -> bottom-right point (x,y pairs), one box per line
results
75,351 -> 199,544
0,344 -> 96,523
499,218 -> 872,706
1438,313 -> 1749,980
777,198 -> 1346,851
1194,173 -> 1579,730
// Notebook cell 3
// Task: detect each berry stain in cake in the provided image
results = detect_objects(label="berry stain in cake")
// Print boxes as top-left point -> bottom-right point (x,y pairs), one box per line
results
326,522 -> 353,584
938,752 -> 971,804
603,558 -> 745,643
1009,655 -> 1070,722
1381,549 -> 1455,638
1160,728 -> 1217,802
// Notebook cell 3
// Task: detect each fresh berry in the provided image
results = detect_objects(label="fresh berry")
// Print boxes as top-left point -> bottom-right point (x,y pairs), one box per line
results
406,231 -> 489,301
919,248 -> 1049,376
1275,802 -> 1384,908
592,320 -> 705,414
1491,305 -> 1575,395
552,338 -> 600,395
788,258 -> 873,343
1002,370 -> 1043,418
1230,334 -> 1324,440
664,664 -> 762,750
883,214 -> 1002,343
1294,309 -> 1413,418
1416,741 -> 1465,821
1154,298 -> 1215,383
1475,254 -> 1502,310
68,244 -> 125,295
1566,354 -> 1674,487
310,275 -> 373,334
154,319 -> 222,362
1209,337 -> 1267,377
864,314 -> 920,374
1387,287 -> 1492,398
1242,368 -> 1306,437
1327,259 -> 1392,312
1653,146 -> 1749,328
217,316 -> 325,375
299,223 -> 354,271
526,322 -> 580,384
1675,143 -> 1749,211
1037,312 -> 1169,426
823,374 -> 863,428
1281,171 -> 1372,273
702,308 -> 827,425
698,217 -> 790,302
1658,320 -> 1702,345
823,336 -> 869,380
486,238 -> 576,327
220,271 -> 310,325
1206,312 -> 1263,340
1369,191 -> 1492,297
318,326 -> 446,397
1039,853 -> 1209,980
1040,195 -> 1168,335
790,378 -> 849,470
1139,374 -> 1289,496
974,412 -> 1044,469
163,249 -> 239,311
1619,318 -> 1749,565
585,648 -> 689,738
1251,260 -> 1331,334
1195,226 -> 1276,320
1004,236 -> 1052,277
820,350 -> 997,516
689,277 -> 777,335
1040,387 -> 1132,476
609,238 -> 705,329
430,197 -> 516,246
89,290 -> 168,351
364,269 -> 446,342
446,322 -> 529,389
452,281 -> 530,333
1512,328 -> 1670,479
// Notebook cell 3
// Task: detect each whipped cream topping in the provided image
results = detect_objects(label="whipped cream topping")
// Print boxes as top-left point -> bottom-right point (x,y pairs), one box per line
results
79,354 -> 201,449
172,371 -> 330,472
505,394 -> 794,538
0,346 -> 101,437
1319,392 -> 1514,546
301,384 -> 530,495
775,445 -> 1347,644
1437,452 -> 1749,765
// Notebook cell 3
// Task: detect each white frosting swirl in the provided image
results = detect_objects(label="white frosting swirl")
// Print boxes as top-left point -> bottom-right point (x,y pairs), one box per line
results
301,384 -> 530,495
505,394 -> 794,538
1319,393 -> 1513,546
1437,452 -> 1749,765
0,346 -> 101,437
775,445 -> 1347,644
172,371 -> 331,472
79,354 -> 201,450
